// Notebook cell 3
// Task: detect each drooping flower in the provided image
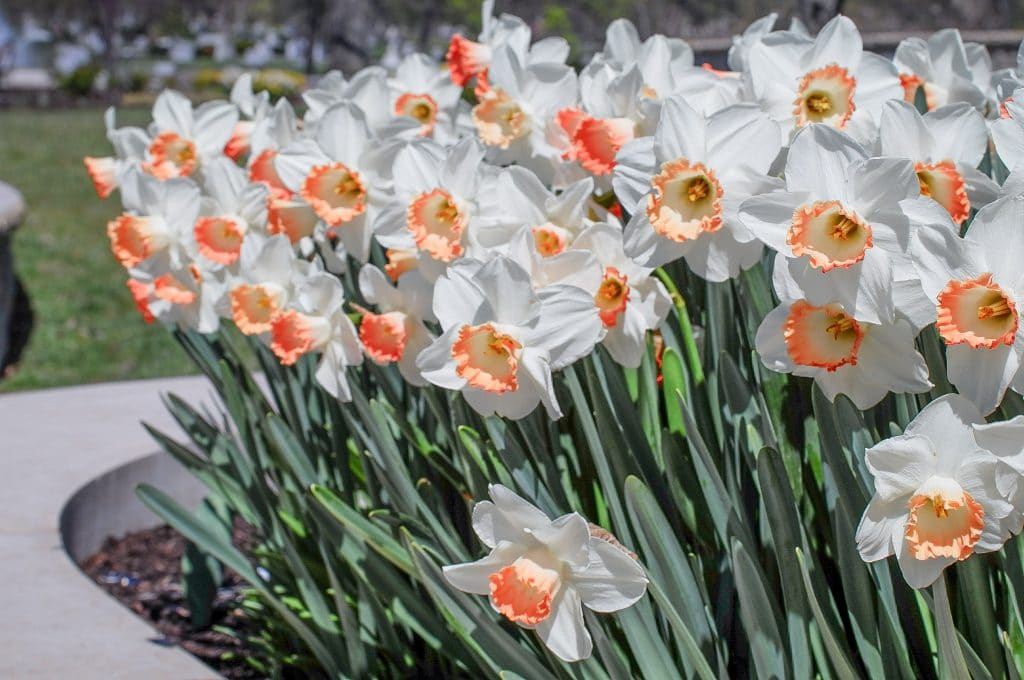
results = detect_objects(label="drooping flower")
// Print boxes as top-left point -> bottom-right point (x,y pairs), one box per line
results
268,270 -> 363,400
106,169 -> 200,270
443,484 -> 648,662
856,395 -> 1014,588
356,264 -> 435,385
614,96 -> 782,281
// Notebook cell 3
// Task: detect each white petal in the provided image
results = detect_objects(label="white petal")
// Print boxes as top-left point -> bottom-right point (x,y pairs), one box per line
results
855,495 -> 905,562
864,434 -> 936,502
946,342 -> 1022,416
573,537 -> 648,613
785,124 -> 866,200
443,541 -> 527,595
925,103 -> 989,167
527,513 -> 591,567
533,588 -> 593,662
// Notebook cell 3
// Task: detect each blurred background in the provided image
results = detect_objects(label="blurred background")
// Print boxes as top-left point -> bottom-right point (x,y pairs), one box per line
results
0,0 -> 1021,393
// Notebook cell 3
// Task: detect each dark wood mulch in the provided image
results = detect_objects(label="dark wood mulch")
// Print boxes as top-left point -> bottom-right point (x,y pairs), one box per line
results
80,523 -> 264,679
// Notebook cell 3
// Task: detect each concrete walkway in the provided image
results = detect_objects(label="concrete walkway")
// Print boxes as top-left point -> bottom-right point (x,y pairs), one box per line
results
0,375 -> 221,679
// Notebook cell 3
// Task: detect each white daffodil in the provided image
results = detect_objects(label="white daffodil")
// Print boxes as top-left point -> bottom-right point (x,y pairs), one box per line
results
247,97 -> 302,201
225,73 -> 271,161
193,157 -> 269,267
141,89 -> 238,180
269,270 -> 363,401
615,96 -> 782,281
739,124 -> 919,324
877,101 -> 998,224
443,484 -> 648,662
106,168 -> 201,271
471,44 -> 578,183
374,137 -> 487,276
755,259 -> 930,408
572,223 -> 671,368
128,258 -> 225,334
274,102 -> 392,262
973,417 -> 1024,536
911,193 -> 1024,414
475,167 -> 594,256
445,0 -> 569,89
990,86 -> 1024,174
84,107 -> 150,199
856,395 -> 1014,588
220,233 -> 311,336
388,53 -> 464,140
356,264 -> 435,386
892,29 -> 990,112
416,256 -> 603,420
746,15 -> 901,141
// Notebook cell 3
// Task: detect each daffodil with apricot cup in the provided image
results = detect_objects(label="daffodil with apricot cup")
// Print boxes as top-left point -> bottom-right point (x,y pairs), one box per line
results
443,484 -> 648,662
856,395 -> 1016,589
912,194 -> 1024,414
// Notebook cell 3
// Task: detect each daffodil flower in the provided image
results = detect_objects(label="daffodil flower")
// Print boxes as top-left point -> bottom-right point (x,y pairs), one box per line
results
856,395 -> 1015,588
443,484 -> 648,662
416,256 -> 602,419
615,96 -> 782,281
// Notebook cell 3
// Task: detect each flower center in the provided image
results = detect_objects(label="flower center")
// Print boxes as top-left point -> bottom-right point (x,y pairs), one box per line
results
788,200 -> 872,271
407,189 -> 467,263
145,131 -> 197,179
195,216 -> 247,265
936,273 -> 1019,349
595,267 -> 630,327
646,159 -> 723,242
793,64 -> 856,129
915,161 -> 970,224
905,478 -> 984,560
230,283 -> 286,335
488,557 -> 560,625
107,214 -> 169,268
359,311 -> 409,364
395,92 -> 439,135
783,300 -> 863,371
300,162 -> 367,226
531,223 -> 569,257
452,323 -> 521,393
473,89 -> 528,149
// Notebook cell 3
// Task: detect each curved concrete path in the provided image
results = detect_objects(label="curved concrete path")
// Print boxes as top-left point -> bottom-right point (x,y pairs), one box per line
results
0,375 -> 221,679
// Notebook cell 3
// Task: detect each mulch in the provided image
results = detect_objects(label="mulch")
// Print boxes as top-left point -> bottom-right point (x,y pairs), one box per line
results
80,523 -> 264,679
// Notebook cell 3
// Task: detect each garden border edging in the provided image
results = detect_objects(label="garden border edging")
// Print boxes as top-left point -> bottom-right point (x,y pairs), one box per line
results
0,375 -> 220,679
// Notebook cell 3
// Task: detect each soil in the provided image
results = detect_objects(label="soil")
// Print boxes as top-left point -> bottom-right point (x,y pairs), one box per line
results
80,523 -> 265,679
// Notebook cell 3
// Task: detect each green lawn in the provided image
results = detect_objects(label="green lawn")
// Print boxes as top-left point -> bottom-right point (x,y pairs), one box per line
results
0,108 -> 196,391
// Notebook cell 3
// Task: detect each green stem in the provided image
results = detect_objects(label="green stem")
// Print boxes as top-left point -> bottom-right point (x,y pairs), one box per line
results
655,268 -> 704,386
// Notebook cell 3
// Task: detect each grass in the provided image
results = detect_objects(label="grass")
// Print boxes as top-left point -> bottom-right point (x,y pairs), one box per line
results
0,107 -> 196,392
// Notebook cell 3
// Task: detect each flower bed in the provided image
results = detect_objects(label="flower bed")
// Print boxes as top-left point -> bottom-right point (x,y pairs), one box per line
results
83,8 -> 1024,677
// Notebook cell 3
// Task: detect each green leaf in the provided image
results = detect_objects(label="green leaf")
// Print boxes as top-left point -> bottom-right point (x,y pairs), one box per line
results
732,539 -> 786,680
310,484 -> 414,575
795,548 -> 860,678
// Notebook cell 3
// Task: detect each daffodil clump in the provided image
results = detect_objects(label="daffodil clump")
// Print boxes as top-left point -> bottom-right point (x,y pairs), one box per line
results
87,6 -> 1024,677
